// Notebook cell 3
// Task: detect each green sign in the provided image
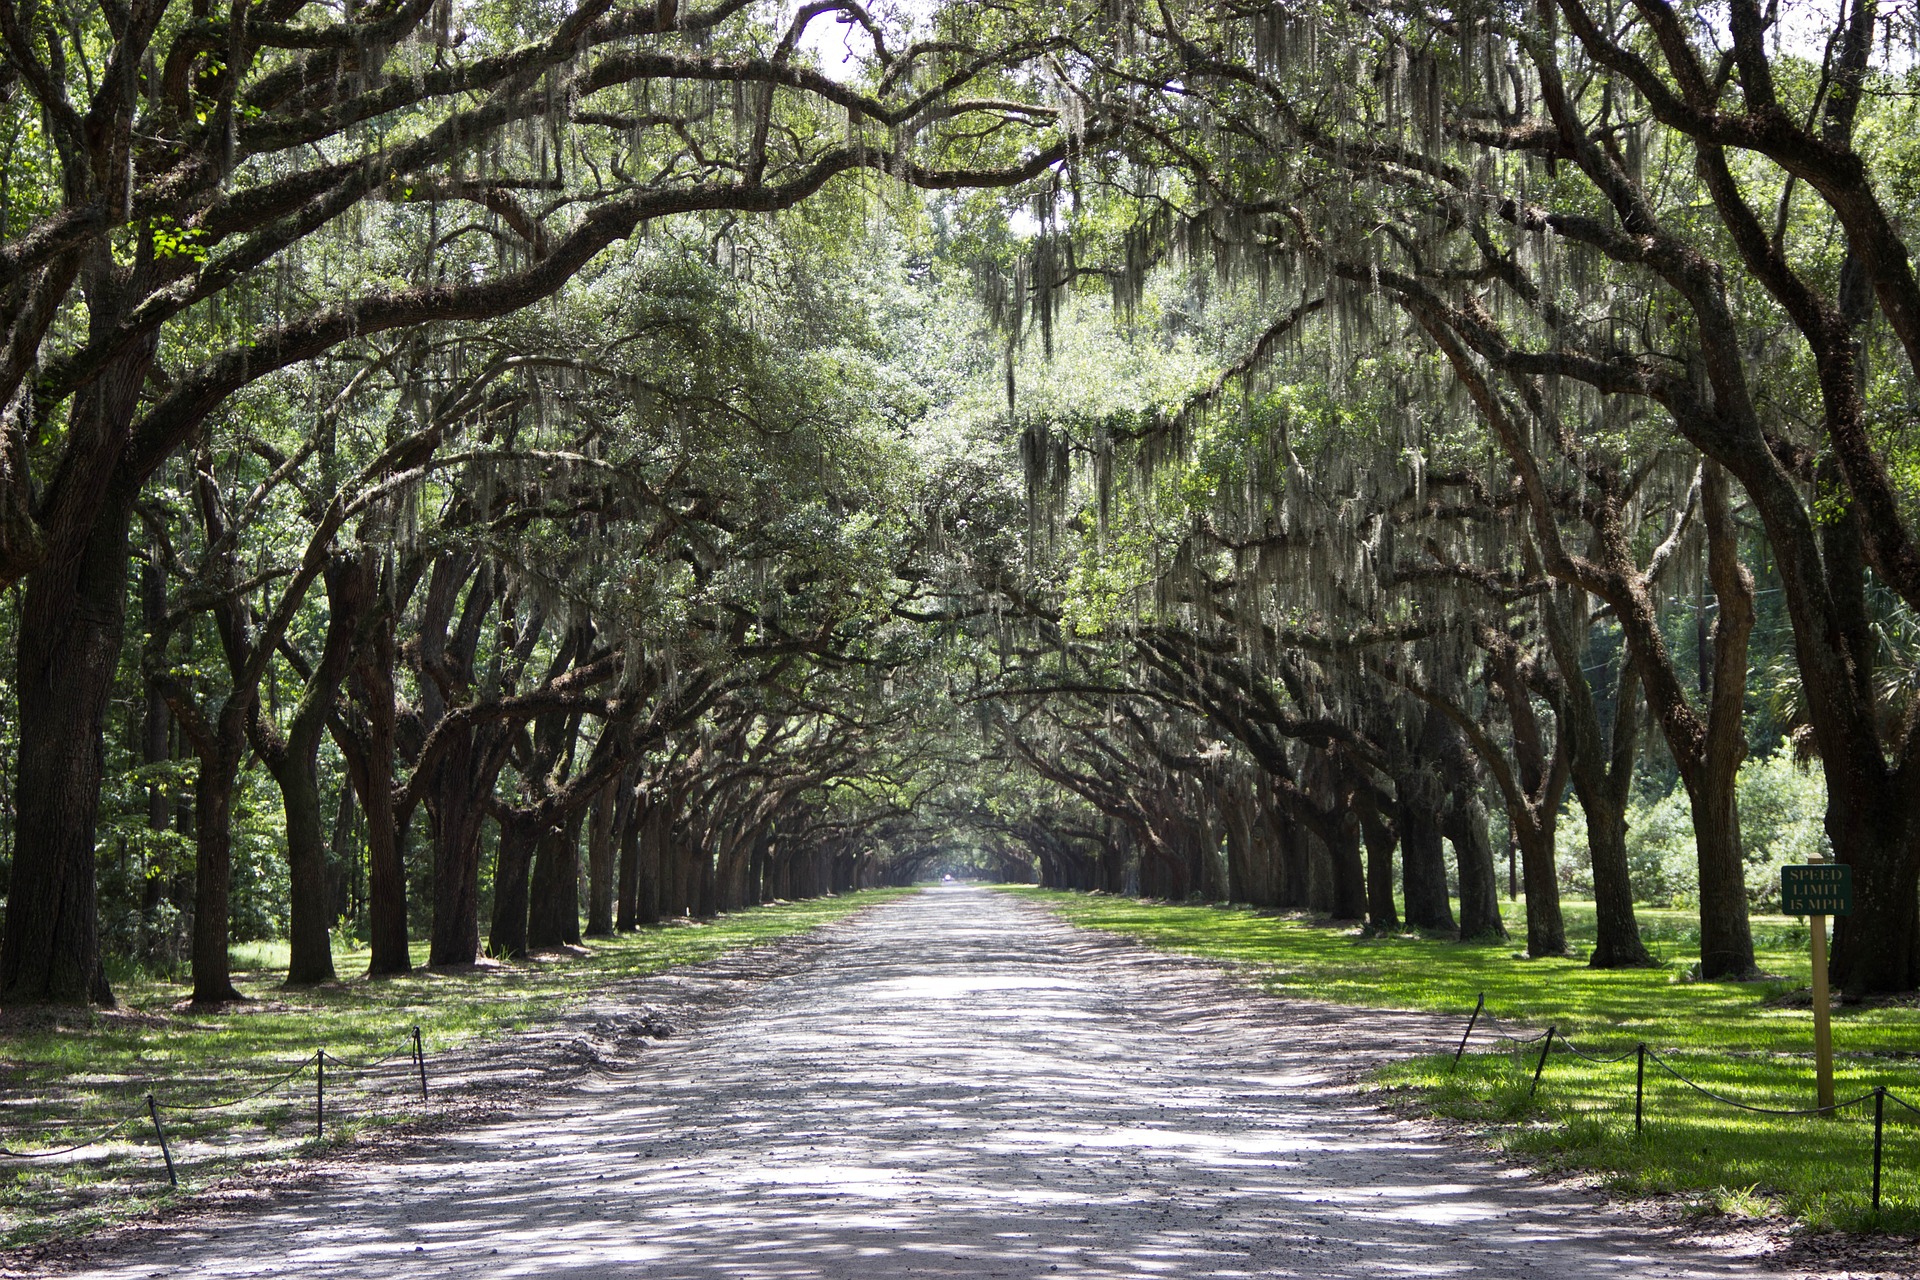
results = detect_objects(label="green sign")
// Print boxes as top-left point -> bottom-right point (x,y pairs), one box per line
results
1781,864 -> 1852,916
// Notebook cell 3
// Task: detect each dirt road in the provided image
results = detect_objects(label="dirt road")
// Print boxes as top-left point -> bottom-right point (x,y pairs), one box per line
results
76,887 -> 1797,1279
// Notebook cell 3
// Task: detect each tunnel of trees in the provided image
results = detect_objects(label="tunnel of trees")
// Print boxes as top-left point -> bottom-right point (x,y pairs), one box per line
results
1,0 -> 1917,1009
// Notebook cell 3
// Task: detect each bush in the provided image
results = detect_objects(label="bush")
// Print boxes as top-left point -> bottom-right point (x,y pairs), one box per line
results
1624,787 -> 1698,907
1735,748 -> 1828,905
1607,747 -> 1828,909
1554,804 -> 1593,897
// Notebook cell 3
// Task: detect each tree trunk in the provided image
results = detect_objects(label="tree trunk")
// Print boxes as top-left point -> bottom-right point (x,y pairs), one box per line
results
425,737 -> 490,966
271,745 -> 335,985
1560,642 -> 1646,968
694,839 -> 717,918
139,558 -> 174,964
638,803 -> 665,924
617,792 -> 644,929
0,282 -> 158,1007
261,554 -> 377,986
585,780 -> 618,936
488,812 -> 543,958
1516,818 -> 1567,958
1396,786 -> 1456,932
1,500 -> 130,1006
1687,770 -> 1756,978
528,814 -> 583,948
1273,806 -> 1309,909
189,709 -> 249,1005
1688,466 -> 1758,979
1443,794 -> 1505,941
1830,798 -> 1920,992
1328,812 -> 1369,922
352,606 -> 411,976
1353,785 -> 1399,930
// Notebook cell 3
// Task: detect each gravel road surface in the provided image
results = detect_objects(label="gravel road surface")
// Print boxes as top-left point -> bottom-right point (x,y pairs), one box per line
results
77,886 -> 1798,1279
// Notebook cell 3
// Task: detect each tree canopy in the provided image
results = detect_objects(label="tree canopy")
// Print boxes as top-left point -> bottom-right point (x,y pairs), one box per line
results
2,0 -> 1917,1006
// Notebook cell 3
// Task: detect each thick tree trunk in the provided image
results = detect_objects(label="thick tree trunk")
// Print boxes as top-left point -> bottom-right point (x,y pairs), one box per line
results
1399,713 -> 1459,933
1830,802 -> 1920,992
0,500 -> 129,1006
746,835 -> 768,905
617,792 -> 644,929
1328,813 -> 1369,922
637,801 -> 665,925
189,711 -> 248,1005
1687,771 -> 1756,978
1303,829 -> 1333,914
1750,478 -> 1920,991
715,822 -> 754,913
694,839 -> 717,918
0,285 -> 157,1007
1395,790 -> 1455,932
425,738 -> 490,966
528,814 -> 583,948
139,559 -> 174,963
1569,662 -> 1650,968
352,610 -> 411,976
585,780 -> 618,936
1687,466 -> 1758,979
271,747 -> 335,985
1443,794 -> 1505,941
262,555 -> 377,986
1353,785 -> 1399,930
1516,820 -> 1567,958
1273,807 -> 1309,909
488,812 -> 543,958
1427,698 -> 1503,941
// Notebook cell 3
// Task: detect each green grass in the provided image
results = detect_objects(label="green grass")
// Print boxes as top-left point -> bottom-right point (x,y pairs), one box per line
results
1006,887 -> 1920,1233
0,890 -> 906,1247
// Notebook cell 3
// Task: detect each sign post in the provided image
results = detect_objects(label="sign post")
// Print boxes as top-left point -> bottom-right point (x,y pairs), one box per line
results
1780,855 -> 1852,1111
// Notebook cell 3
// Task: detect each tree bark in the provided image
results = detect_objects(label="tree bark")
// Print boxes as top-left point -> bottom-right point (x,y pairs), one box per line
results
425,732 -> 494,966
1689,465 -> 1758,978
348,599 -> 411,976
258,554 -> 377,986
488,811 -> 543,958
528,812 -> 584,948
0,438 -> 145,1005
1396,720 -> 1457,933
585,778 -> 618,936
617,790 -> 644,930
187,705 -> 249,1005
1353,784 -> 1400,930
1443,793 -> 1505,941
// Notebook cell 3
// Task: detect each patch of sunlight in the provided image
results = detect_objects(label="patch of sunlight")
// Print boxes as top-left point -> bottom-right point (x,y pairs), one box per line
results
862,975 -> 1092,1000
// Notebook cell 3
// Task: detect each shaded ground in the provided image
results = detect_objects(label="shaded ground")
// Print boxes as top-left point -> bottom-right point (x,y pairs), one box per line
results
24,888 -> 1908,1278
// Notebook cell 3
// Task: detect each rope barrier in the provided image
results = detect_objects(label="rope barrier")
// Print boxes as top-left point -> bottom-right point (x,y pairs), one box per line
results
1554,1036 -> 1640,1065
1447,997 -> 1916,1211
2,1028 -> 432,1190
156,1054 -> 318,1112
0,1114 -> 140,1159
1643,1049 -> 1881,1117
315,1036 -> 416,1076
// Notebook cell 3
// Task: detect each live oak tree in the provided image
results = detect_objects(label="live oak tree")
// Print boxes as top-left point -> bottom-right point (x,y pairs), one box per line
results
6,0 -> 1919,1006
0,0 -> 1105,1004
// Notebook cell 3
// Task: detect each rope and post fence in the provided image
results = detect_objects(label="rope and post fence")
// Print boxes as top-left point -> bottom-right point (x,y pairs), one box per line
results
1451,991 -> 1919,1212
0,1028 -> 432,1190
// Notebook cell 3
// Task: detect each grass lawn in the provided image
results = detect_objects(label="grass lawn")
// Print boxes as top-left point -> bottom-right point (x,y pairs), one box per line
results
0,889 -> 905,1247
1006,887 -> 1920,1233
